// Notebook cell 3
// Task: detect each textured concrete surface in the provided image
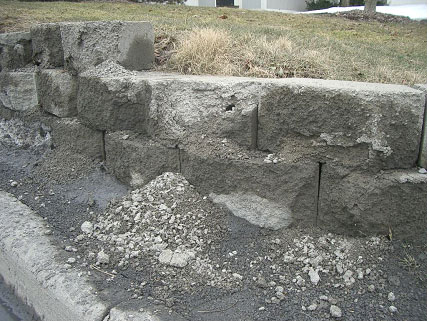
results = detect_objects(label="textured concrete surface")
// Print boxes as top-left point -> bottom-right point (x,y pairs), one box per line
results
0,72 -> 38,112
30,23 -> 64,68
46,116 -> 104,160
318,165 -> 427,241
258,78 -> 426,170
413,84 -> 427,169
105,131 -> 180,187
77,75 -> 150,132
210,192 -> 293,230
0,32 -> 32,71
146,75 -> 260,148
61,21 -> 154,74
180,144 -> 318,227
0,190 -> 108,320
36,69 -> 78,117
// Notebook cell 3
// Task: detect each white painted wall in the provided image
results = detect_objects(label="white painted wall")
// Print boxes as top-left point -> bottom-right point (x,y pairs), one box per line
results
266,0 -> 307,11
388,0 -> 426,5
185,0 -> 216,7
238,0 -> 307,11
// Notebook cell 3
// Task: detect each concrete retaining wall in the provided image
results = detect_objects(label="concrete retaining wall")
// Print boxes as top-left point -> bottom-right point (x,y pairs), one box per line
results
0,21 -> 426,241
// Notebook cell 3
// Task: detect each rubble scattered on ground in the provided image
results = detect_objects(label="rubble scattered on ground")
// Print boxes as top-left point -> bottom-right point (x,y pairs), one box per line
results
70,171 -> 411,319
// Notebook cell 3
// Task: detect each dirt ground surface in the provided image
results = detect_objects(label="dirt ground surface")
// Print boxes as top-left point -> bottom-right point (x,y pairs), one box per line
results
0,117 -> 427,320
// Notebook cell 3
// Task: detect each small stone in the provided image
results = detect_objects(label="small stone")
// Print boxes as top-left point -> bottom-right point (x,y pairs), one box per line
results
67,257 -> 76,264
389,305 -> 398,313
10,181 -> 18,187
258,306 -> 265,311
64,264 -> 72,269
309,268 -> 320,285
158,249 -> 173,265
330,305 -> 342,318
97,250 -> 110,264
275,286 -> 284,293
233,273 -> 243,280
301,305 -> 306,311
268,281 -> 277,287
368,284 -> 375,292
308,303 -> 318,311
319,295 -> 328,301
388,292 -> 396,302
418,168 -> 427,174
81,221 -> 93,234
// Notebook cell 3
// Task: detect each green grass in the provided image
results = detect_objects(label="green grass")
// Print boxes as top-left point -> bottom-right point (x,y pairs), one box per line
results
0,0 -> 426,84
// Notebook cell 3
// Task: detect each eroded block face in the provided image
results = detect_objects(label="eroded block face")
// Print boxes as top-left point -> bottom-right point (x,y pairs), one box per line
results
47,117 -> 103,160
258,79 -> 426,170
30,23 -> 64,68
0,72 -> 38,112
180,140 -> 318,227
61,21 -> 154,74
0,32 -> 33,71
147,76 -> 260,148
105,131 -> 180,187
319,164 -> 427,241
77,75 -> 150,132
36,69 -> 77,117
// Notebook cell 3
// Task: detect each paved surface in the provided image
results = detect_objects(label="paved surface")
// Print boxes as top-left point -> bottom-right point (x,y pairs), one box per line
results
0,279 -> 35,321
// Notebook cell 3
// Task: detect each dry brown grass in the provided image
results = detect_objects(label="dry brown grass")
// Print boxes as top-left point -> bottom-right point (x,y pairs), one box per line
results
0,0 -> 426,84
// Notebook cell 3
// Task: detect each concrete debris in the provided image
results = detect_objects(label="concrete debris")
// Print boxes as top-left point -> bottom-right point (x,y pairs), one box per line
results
330,305 -> 342,318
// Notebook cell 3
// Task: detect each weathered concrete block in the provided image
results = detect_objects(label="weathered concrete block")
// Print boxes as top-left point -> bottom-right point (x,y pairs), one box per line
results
413,84 -> 427,169
147,74 -> 260,148
77,75 -> 150,132
258,79 -> 426,170
36,69 -> 77,117
46,117 -> 103,160
318,164 -> 427,241
105,131 -> 180,187
30,23 -> 64,68
0,32 -> 33,71
61,21 -> 154,74
0,72 -> 38,112
180,139 -> 318,227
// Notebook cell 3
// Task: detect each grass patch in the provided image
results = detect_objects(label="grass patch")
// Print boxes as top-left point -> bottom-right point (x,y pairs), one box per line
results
0,0 -> 426,84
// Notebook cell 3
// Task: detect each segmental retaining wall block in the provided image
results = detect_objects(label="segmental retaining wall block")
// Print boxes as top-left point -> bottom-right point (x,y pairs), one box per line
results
146,74 -> 260,148
0,32 -> 33,71
30,23 -> 64,68
44,116 -> 104,160
36,69 -> 78,117
318,165 -> 427,242
180,141 -> 319,227
0,72 -> 38,112
413,84 -> 427,169
105,131 -> 180,187
77,75 -> 150,132
258,79 -> 426,171
31,21 -> 154,73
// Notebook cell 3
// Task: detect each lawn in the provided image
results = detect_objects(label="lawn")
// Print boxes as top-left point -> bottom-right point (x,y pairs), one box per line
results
0,0 -> 426,85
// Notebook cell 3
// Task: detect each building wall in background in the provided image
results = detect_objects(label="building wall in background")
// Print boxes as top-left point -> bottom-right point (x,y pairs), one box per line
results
388,0 -> 426,5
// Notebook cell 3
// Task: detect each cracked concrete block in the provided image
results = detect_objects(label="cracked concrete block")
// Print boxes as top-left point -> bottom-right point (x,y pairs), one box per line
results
258,79 -> 426,170
61,21 -> 154,74
36,69 -> 78,117
318,164 -> 427,241
0,72 -> 38,112
46,117 -> 103,160
147,74 -> 260,148
180,140 -> 318,227
77,75 -> 150,132
105,131 -> 180,187
30,23 -> 64,68
0,32 -> 33,71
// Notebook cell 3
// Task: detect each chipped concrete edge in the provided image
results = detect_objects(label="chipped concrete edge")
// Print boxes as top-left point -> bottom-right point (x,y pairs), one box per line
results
0,190 -> 169,321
